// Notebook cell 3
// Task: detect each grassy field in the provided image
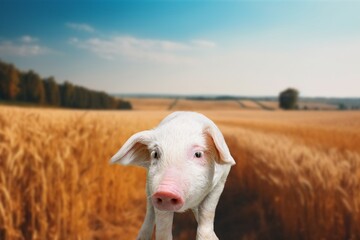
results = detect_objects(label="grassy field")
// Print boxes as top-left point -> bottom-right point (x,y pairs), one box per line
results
124,98 -> 175,111
171,99 -> 242,111
0,105 -> 360,239
123,98 -> 339,111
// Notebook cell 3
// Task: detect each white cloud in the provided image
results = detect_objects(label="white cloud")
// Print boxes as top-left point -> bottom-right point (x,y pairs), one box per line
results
68,37 -> 79,44
192,39 -> 216,48
0,37 -> 53,57
20,35 -> 38,43
69,35 -> 216,64
66,22 -> 95,33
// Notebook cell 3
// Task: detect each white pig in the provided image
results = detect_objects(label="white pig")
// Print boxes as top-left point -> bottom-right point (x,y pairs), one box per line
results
110,111 -> 235,240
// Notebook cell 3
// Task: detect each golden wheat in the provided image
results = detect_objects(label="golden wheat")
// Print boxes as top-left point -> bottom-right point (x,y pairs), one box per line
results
124,98 -> 175,111
0,106 -> 359,239
171,99 -> 241,111
238,100 -> 262,109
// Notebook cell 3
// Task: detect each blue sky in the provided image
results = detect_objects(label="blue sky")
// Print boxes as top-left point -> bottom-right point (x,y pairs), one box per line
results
1,1 -> 360,97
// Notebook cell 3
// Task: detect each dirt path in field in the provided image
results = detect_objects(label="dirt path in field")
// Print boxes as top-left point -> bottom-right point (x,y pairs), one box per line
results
236,100 -> 245,109
168,98 -> 179,110
253,100 -> 272,110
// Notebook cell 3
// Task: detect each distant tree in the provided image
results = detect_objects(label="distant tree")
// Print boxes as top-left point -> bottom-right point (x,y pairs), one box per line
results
19,70 -> 46,104
338,103 -> 347,110
43,77 -> 61,106
73,86 -> 92,108
99,92 -> 111,109
279,88 -> 299,110
73,86 -> 83,108
0,59 -> 131,110
117,99 -> 132,109
60,81 -> 75,107
0,60 -> 20,100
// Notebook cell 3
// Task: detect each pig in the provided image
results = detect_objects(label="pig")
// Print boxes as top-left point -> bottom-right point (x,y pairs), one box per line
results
110,111 -> 235,240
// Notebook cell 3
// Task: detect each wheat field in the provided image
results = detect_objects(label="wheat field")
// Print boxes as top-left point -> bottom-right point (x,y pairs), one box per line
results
1,106 -> 360,240
123,98 -> 175,111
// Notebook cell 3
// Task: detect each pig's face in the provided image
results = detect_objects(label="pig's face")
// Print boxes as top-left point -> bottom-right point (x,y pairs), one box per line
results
146,123 -> 218,212
110,112 -> 235,212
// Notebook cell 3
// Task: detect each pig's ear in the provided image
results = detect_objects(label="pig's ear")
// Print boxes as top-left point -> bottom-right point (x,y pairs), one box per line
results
110,130 -> 153,168
204,123 -> 235,166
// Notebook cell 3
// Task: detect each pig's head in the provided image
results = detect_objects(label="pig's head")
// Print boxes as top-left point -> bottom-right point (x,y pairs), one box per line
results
110,112 -> 235,212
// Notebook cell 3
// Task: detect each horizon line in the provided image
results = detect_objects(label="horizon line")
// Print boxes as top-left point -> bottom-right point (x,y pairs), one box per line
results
113,93 -> 360,100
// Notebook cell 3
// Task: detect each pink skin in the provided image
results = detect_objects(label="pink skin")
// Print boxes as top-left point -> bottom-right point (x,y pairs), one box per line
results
188,145 -> 207,166
152,186 -> 184,211
151,146 -> 207,212
151,167 -> 185,211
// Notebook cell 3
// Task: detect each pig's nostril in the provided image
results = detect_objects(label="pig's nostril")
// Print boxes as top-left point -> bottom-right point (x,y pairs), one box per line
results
152,190 -> 184,211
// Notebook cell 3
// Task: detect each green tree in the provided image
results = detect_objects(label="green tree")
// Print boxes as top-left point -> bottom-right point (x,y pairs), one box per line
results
73,86 -> 91,108
338,103 -> 347,110
0,60 -> 20,100
60,81 -> 75,107
279,88 -> 299,110
43,77 -> 61,106
0,59 -> 130,110
19,70 -> 46,104
117,99 -> 132,109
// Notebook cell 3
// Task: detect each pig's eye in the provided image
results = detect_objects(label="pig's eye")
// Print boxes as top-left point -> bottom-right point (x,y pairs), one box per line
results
151,150 -> 160,159
194,152 -> 203,158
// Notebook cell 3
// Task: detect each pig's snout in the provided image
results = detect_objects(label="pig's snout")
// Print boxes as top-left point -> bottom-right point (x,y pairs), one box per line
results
152,188 -> 184,211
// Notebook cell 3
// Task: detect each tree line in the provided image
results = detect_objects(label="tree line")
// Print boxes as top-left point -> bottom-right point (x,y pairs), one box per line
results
0,60 -> 132,109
